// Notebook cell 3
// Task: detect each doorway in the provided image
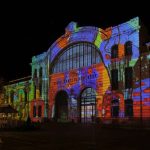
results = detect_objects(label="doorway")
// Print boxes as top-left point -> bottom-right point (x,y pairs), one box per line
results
80,88 -> 96,123
54,91 -> 68,122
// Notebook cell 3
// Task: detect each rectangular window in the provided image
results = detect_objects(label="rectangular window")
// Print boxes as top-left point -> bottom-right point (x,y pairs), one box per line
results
34,69 -> 37,78
24,91 -> 27,102
125,99 -> 133,117
34,84 -> 36,99
38,105 -> 42,117
111,45 -> 118,59
33,106 -> 36,117
125,67 -> 133,89
111,99 -> 119,117
111,69 -> 118,90
39,82 -> 42,97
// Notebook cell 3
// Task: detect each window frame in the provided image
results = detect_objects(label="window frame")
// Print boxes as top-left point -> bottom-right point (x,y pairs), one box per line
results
52,42 -> 101,73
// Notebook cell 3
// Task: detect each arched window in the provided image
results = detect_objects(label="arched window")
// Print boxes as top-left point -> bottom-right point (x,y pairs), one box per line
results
111,45 -> 118,59
125,41 -> 132,56
52,42 -> 101,73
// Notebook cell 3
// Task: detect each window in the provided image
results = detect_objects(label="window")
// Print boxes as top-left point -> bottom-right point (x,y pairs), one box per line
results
33,69 -> 37,78
125,67 -> 133,89
34,83 -> 36,99
52,42 -> 101,73
125,41 -> 132,56
33,106 -> 36,117
38,105 -> 42,117
10,91 -> 14,103
111,99 -> 119,117
39,67 -> 42,78
111,69 -> 118,90
24,89 -> 27,102
125,99 -> 133,117
111,45 -> 118,59
39,83 -> 42,97
39,67 -> 42,97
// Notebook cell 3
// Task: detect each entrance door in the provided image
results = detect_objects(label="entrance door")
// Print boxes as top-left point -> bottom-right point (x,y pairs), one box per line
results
54,91 -> 68,122
80,88 -> 96,123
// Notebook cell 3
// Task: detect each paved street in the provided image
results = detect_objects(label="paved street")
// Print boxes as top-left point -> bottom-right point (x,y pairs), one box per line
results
0,123 -> 150,150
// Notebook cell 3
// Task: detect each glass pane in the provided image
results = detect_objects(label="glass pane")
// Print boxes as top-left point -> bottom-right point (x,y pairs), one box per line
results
52,43 -> 101,73
81,88 -> 96,123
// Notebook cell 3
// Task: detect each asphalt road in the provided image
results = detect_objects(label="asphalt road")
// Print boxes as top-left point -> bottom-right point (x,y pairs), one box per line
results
0,123 -> 150,150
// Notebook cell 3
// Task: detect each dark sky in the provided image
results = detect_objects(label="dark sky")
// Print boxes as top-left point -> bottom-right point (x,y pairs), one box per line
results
1,2 -> 150,81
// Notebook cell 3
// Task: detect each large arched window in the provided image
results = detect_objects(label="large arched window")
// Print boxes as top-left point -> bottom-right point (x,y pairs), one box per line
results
52,42 -> 101,73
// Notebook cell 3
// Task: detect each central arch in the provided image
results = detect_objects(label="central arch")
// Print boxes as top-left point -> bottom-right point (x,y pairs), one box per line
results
80,88 -> 97,123
54,91 -> 68,122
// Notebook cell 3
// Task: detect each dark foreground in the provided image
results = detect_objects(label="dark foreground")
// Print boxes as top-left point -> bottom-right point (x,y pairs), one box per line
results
0,123 -> 150,150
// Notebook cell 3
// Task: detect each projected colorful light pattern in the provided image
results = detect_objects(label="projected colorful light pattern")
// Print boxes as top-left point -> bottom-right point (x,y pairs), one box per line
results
3,17 -> 150,123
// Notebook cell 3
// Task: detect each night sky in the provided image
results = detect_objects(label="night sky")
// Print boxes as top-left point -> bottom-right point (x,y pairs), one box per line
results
1,2 -> 150,81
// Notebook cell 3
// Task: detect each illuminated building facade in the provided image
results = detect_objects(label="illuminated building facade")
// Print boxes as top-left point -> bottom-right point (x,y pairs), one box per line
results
3,17 -> 150,123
